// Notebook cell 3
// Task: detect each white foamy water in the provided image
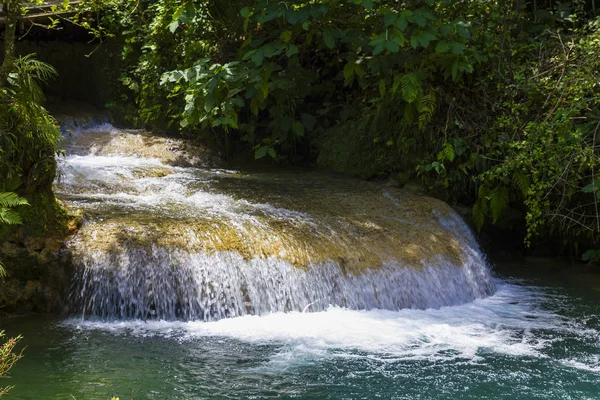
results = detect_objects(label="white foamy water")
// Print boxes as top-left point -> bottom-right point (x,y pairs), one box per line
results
63,282 -> 600,374
71,249 -> 493,321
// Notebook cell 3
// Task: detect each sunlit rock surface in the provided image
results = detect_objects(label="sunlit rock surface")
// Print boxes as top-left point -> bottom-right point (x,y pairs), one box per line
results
58,124 -> 495,321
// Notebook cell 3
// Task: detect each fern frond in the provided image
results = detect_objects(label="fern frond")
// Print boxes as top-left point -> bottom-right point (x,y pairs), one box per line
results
490,186 -> 509,223
472,198 -> 487,231
399,72 -> 423,103
439,141 -> 455,162
0,192 -> 29,208
513,172 -> 530,197
418,90 -> 437,131
0,208 -> 23,225
12,54 -> 57,105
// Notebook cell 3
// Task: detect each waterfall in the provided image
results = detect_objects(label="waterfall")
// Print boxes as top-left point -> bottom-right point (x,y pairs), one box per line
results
58,123 -> 495,321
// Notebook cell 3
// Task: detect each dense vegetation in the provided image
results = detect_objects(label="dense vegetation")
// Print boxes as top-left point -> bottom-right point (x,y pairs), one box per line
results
0,1 -> 66,238
2,0 -> 600,257
0,330 -> 22,397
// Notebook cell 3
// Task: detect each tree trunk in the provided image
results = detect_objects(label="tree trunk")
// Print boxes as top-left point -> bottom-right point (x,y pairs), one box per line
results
0,1 -> 20,88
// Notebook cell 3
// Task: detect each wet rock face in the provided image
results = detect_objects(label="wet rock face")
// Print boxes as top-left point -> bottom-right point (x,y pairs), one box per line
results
61,126 -> 224,169
0,228 -> 73,315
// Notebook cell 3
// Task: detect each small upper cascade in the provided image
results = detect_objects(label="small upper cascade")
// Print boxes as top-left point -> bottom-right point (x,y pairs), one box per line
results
57,123 -> 496,321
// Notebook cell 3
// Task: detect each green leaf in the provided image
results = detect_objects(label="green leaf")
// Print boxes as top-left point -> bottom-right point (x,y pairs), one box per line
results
385,40 -> 399,52
259,80 -> 269,98
285,45 -> 299,57
395,17 -> 407,32
457,24 -> 471,39
343,62 -> 355,80
582,249 -> 598,262
204,92 -> 216,112
240,7 -> 251,18
413,15 -> 427,27
251,48 -> 264,66
410,35 -> 419,49
451,59 -> 459,80
582,179 -> 600,193
292,121 -> 305,136
450,42 -> 467,55
302,113 -> 317,131
369,33 -> 386,47
286,9 -> 299,24
168,20 -> 179,33
354,64 -> 365,78
267,148 -> 277,159
435,40 -> 451,54
323,29 -> 335,49
255,146 -> 269,159
383,11 -> 397,27
373,44 -> 385,55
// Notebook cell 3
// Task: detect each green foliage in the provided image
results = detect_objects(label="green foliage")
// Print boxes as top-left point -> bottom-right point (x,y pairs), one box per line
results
0,192 -> 29,277
0,54 -> 61,193
8,54 -> 57,105
101,0 -> 479,160
0,331 -> 23,397
0,192 -> 29,226
94,0 -> 600,255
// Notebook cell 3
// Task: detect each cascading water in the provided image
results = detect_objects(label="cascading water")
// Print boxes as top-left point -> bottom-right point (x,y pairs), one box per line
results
57,123 -> 495,321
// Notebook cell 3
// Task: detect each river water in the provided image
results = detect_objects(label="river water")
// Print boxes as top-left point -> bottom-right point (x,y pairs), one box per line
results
1,123 -> 599,399
2,271 -> 600,399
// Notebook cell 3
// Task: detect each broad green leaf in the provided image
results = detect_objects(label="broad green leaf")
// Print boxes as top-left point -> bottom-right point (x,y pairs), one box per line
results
286,9 -> 299,24
383,11 -> 397,27
369,34 -> 386,47
302,113 -> 317,131
292,121 -> 305,136
240,7 -> 251,18
385,40 -> 399,52
204,92 -> 216,112
435,40 -> 451,53
323,29 -> 335,49
457,24 -> 471,39
251,48 -> 264,66
373,44 -> 385,55
395,17 -> 407,31
168,20 -> 179,33
343,62 -> 355,80
259,80 -> 269,98
285,45 -> 299,57
450,42 -> 467,55
582,249 -> 598,261
255,146 -> 269,159
413,15 -> 427,27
